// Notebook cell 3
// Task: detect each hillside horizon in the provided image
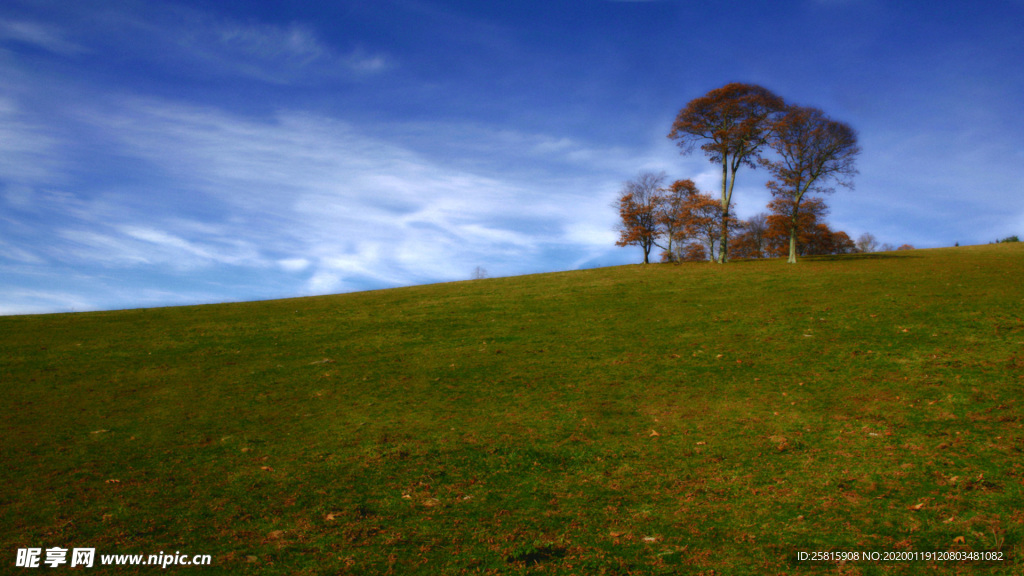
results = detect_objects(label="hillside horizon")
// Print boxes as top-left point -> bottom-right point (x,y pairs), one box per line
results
0,242 -> 993,318
3,242 -> 1022,574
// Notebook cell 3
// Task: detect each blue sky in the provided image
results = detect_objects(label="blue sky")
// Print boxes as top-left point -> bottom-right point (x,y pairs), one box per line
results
1,0 -> 1022,315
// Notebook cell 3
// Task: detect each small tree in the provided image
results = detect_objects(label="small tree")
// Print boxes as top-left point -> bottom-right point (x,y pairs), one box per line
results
764,198 -> 856,257
896,244 -> 914,250
614,171 -> 667,264
472,266 -> 488,280
856,232 -> 879,253
668,83 -> 785,263
729,213 -> 769,259
832,231 -> 857,254
681,189 -> 732,262
765,197 -> 829,257
656,179 -> 698,262
680,243 -> 707,262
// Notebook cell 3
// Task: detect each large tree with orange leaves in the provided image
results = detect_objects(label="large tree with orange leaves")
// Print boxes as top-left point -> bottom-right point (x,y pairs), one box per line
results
668,83 -> 785,263
761,105 -> 860,263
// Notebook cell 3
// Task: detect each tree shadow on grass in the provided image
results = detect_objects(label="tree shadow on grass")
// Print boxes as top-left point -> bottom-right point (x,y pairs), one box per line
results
803,252 -> 923,262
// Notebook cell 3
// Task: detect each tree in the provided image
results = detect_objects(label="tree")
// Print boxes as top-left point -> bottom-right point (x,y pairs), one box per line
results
656,179 -> 698,262
471,266 -> 488,279
614,171 -> 667,264
831,231 -> 857,254
729,212 -> 769,259
764,197 -> 855,257
761,105 -> 860,264
896,244 -> 915,250
765,197 -> 829,257
683,188 -> 733,262
668,83 -> 785,263
680,243 -> 707,262
802,223 -> 841,256
856,232 -> 878,253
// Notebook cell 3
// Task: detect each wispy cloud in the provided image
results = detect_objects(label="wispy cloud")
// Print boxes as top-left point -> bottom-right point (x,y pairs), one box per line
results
55,224 -> 264,270
0,19 -> 84,55
0,288 -> 99,316
0,97 -> 65,185
0,96 -> 638,307
175,18 -> 391,82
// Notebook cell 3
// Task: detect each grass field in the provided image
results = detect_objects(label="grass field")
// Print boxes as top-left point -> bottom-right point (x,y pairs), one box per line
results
2,243 -> 1023,574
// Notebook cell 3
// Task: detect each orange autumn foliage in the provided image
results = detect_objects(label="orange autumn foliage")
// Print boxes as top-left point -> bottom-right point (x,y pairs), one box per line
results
764,197 -> 855,257
668,83 -> 786,262
614,171 -> 666,264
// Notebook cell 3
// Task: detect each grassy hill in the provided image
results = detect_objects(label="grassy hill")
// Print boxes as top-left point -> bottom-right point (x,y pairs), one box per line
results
2,244 -> 1022,574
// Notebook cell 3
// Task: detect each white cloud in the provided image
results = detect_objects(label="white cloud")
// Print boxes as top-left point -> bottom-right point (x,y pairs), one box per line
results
306,270 -> 344,294
59,229 -> 151,266
0,19 -> 84,55
3,184 -> 34,209
0,238 -> 44,264
185,19 -> 390,82
102,7 -> 393,84
0,98 -> 64,185
52,219 -> 265,271
342,48 -> 390,73
0,289 -> 98,316
216,21 -> 326,63
47,97 -> 641,295
278,258 -> 310,272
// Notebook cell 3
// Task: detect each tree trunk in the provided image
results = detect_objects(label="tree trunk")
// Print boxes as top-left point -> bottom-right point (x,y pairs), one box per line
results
788,192 -> 805,264
788,225 -> 798,264
719,210 -> 729,263
718,157 -> 731,263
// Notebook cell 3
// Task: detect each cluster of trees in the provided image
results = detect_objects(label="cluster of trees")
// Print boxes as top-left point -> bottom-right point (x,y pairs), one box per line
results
617,82 -> 863,264
615,176 -> 862,262
851,232 -> 914,253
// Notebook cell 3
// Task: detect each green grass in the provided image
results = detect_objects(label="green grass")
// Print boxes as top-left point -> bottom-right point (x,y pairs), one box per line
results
2,244 -> 1023,574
